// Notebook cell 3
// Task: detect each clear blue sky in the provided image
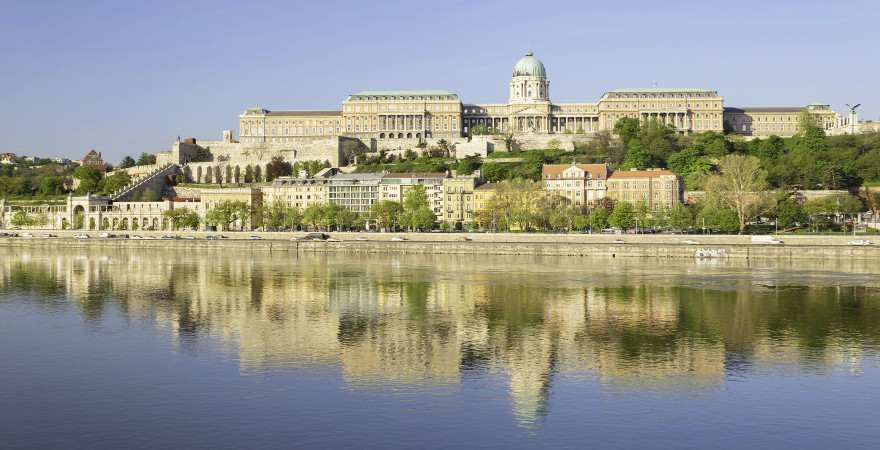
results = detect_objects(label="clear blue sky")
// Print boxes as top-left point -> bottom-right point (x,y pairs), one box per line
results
2,0 -> 878,162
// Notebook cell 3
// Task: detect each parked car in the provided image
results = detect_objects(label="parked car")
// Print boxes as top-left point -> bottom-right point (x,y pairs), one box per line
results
130,235 -> 143,240
248,235 -> 262,240
848,239 -> 873,246
391,236 -> 407,242
682,239 -> 700,245
98,232 -> 111,238
73,234 -> 90,239
183,236 -> 196,240
21,233 -> 33,238
160,235 -> 175,240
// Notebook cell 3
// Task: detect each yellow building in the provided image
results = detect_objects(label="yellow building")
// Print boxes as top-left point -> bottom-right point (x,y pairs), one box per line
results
606,169 -> 682,210
542,163 -> 608,207
441,174 -> 480,227
200,187 -> 262,230
239,109 -> 342,145
723,104 -> 840,137
261,178 -> 329,210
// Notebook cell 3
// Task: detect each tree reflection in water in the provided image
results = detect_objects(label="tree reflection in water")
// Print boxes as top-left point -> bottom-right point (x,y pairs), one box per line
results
1,248 -> 878,427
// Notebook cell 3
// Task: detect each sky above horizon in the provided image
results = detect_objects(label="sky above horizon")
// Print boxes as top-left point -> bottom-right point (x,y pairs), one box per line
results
2,0 -> 878,163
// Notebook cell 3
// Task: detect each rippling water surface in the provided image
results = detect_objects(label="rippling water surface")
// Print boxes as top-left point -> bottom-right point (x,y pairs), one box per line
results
1,248 -> 879,449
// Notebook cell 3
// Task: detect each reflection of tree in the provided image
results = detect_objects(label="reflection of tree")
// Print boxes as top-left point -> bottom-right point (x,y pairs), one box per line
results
2,250 -> 880,428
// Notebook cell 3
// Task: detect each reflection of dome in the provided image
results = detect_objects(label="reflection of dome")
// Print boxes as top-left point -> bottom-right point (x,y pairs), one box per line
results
512,51 -> 547,78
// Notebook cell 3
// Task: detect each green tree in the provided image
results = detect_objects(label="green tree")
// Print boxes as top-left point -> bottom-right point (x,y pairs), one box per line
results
136,152 -> 156,166
10,210 -> 32,227
400,185 -> 435,231
38,176 -> 65,197
302,204 -> 324,230
609,202 -> 635,230
589,207 -> 610,230
163,208 -> 200,230
73,166 -> 102,195
696,204 -> 740,234
776,198 -> 807,229
613,117 -> 641,146
371,200 -> 403,231
705,154 -> 768,233
205,200 -> 251,231
455,155 -> 482,175
667,203 -> 694,231
97,171 -> 131,195
266,156 -> 293,181
119,156 -> 136,168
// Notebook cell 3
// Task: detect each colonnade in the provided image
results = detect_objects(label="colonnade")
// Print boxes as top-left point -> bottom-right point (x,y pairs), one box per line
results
640,112 -> 691,130
552,116 -> 599,133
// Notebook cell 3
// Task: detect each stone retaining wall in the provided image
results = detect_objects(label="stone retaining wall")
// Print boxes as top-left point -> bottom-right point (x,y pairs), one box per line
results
2,233 -> 879,261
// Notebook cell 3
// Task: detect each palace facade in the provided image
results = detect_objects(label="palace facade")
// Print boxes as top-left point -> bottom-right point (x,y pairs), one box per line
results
236,51 -> 852,154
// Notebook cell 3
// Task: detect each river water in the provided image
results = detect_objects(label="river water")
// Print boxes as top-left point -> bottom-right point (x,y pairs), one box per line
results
1,248 -> 879,449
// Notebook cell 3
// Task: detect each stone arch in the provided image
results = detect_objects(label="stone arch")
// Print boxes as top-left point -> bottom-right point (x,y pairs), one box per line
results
406,132 -> 412,139
215,166 -> 223,184
142,218 -> 149,230
397,133 -> 403,139
379,133 -> 385,139
183,166 -> 192,182
152,218 -> 159,230
205,166 -> 213,184
101,217 -> 110,230
266,164 -> 272,181
226,166 -> 233,184
111,218 -> 119,229
61,218 -> 69,229
89,218 -> 96,230
234,166 -> 241,184
254,165 -> 262,182
197,166 -> 203,183
161,218 -> 169,231
416,133 -> 421,139
120,218 -> 128,230
244,165 -> 254,183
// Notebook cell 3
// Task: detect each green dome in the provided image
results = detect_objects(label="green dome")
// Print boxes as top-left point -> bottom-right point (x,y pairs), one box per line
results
512,51 -> 547,78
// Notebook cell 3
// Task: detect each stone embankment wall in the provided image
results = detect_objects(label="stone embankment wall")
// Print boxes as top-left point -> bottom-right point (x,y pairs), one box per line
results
2,232 -> 879,261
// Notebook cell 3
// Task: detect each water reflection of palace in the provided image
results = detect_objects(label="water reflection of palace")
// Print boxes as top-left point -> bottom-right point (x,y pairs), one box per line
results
1,249 -> 878,426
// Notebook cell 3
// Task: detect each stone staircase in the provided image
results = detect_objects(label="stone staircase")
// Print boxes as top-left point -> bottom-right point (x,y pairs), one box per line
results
111,163 -> 178,201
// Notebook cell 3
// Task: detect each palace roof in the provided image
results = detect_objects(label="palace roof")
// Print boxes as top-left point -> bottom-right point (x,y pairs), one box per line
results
382,172 -> 447,179
724,106 -> 804,113
542,163 -> 608,179
349,90 -> 459,100
608,168 -> 677,179
265,110 -> 342,117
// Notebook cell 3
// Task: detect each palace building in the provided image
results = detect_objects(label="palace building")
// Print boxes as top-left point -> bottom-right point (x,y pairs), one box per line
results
235,51 -> 851,155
